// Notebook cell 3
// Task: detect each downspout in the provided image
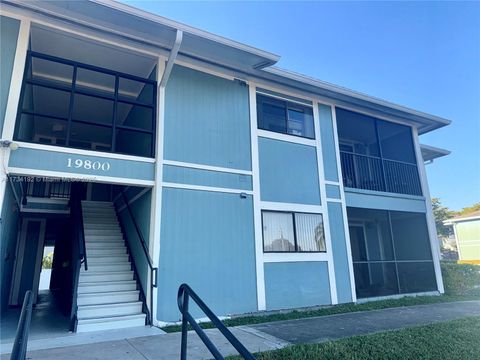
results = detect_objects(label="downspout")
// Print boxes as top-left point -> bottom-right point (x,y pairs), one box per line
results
151,29 -> 183,327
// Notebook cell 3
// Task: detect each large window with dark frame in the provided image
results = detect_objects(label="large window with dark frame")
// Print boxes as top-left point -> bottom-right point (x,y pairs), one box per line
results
13,51 -> 156,158
262,211 -> 326,253
336,108 -> 422,196
257,94 -> 315,139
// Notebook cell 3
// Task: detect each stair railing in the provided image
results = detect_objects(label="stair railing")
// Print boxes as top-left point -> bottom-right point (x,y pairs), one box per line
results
115,190 -> 157,326
69,182 -> 87,331
178,284 -> 255,360
10,290 -> 33,360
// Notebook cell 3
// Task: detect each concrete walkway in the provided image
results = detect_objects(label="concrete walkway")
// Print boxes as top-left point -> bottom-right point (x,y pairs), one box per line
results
1,300 -> 479,359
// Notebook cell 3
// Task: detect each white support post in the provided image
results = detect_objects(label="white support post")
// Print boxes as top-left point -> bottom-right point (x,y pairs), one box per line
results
412,126 -> 445,293
313,102 -> 338,305
248,83 -> 266,311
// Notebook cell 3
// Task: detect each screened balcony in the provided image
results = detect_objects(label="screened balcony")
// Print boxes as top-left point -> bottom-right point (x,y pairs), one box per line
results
13,25 -> 158,158
336,108 -> 422,196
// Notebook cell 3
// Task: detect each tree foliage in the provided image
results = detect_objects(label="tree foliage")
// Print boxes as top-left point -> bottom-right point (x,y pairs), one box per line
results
432,198 -> 454,238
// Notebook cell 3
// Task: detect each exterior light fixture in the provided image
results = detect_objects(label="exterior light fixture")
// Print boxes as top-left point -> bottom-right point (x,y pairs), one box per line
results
0,140 -> 19,150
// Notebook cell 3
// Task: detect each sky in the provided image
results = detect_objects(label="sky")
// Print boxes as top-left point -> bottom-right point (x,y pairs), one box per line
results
123,1 -> 480,211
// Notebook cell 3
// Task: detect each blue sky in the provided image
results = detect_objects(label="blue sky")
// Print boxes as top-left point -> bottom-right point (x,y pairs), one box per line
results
124,1 -> 480,211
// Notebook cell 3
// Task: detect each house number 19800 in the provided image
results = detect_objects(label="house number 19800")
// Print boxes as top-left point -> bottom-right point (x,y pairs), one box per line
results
67,158 -> 111,171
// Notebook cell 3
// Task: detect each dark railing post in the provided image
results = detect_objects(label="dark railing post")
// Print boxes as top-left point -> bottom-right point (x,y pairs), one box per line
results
10,290 -> 33,360
180,291 -> 189,360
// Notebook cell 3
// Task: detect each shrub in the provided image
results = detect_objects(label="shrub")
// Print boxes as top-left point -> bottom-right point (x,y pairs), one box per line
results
441,261 -> 480,295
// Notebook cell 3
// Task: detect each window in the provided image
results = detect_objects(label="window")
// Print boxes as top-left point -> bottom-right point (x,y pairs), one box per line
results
257,94 -> 314,139
262,211 -> 326,252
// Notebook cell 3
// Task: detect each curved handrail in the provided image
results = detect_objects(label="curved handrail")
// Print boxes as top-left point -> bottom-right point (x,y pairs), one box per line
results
177,284 -> 255,360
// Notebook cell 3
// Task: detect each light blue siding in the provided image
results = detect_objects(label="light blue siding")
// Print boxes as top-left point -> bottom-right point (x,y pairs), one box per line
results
326,184 -> 341,199
0,185 -> 20,313
8,148 -> 154,181
116,187 -> 151,292
264,262 -> 331,310
164,65 -> 251,171
158,188 -> 257,321
327,202 -> 353,303
319,105 -> 339,182
0,16 -> 20,134
258,137 -> 321,205
345,188 -> 426,213
163,165 -> 252,191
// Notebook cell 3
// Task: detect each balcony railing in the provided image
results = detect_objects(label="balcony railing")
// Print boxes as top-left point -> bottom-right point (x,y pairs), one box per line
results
340,151 -> 422,196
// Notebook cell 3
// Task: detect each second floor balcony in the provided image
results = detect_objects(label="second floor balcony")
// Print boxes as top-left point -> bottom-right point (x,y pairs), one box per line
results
14,50 -> 157,158
336,107 -> 423,197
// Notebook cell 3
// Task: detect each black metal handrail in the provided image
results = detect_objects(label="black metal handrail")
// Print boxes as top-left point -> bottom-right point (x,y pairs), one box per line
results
69,183 -> 87,331
178,284 -> 255,360
116,191 -> 157,325
10,290 -> 33,360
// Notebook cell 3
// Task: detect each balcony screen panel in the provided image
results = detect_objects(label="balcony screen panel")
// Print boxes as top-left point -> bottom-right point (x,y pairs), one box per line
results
14,113 -> 67,145
116,102 -> 153,131
353,262 -> 399,298
70,121 -> 112,151
377,120 -> 417,164
287,107 -> 314,139
118,77 -> 154,105
22,84 -> 70,119
295,213 -> 326,252
397,261 -> 436,294
29,57 -> 74,85
262,212 -> 295,252
115,129 -> 152,157
72,94 -> 114,126
257,95 -> 287,134
336,108 -> 380,157
390,211 -> 433,261
76,67 -> 115,96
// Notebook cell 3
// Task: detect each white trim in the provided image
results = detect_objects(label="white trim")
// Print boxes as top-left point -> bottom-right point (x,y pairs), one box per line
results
313,101 -> 338,304
163,160 -> 252,176
249,83 -> 266,311
257,130 -> 317,147
14,142 -> 156,163
263,253 -> 329,263
452,224 -> 462,260
7,167 -> 154,186
324,180 -> 341,185
330,106 -> 357,302
412,126 -> 445,293
325,198 -> 343,203
260,201 -> 323,214
149,58 -> 166,325
161,182 -> 253,196
1,19 -> 30,141
445,215 -> 480,224
253,82 -> 317,104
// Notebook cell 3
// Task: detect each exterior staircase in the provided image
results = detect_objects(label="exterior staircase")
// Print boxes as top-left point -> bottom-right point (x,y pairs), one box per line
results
76,200 -> 146,332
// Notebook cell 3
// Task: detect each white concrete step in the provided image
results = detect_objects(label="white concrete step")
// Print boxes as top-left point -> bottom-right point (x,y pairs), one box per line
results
87,247 -> 126,256
84,229 -> 122,236
81,263 -> 131,273
84,223 -> 120,230
85,234 -> 123,241
83,220 -> 119,226
85,242 -> 126,249
82,200 -> 114,206
77,290 -> 140,306
76,314 -> 146,333
79,271 -> 134,283
77,301 -> 143,319
88,255 -> 129,264
78,280 -> 137,294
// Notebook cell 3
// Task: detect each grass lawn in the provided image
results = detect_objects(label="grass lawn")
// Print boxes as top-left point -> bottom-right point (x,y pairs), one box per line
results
161,292 -> 480,333
229,316 -> 480,360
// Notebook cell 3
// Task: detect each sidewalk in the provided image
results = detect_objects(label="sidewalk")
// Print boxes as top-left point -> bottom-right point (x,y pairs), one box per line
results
1,300 -> 479,359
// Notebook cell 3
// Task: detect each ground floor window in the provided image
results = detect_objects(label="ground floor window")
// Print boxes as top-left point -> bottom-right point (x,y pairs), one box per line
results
347,208 -> 437,298
262,211 -> 326,252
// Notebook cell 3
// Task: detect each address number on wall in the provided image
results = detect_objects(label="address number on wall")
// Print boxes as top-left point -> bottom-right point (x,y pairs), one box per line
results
67,158 -> 111,171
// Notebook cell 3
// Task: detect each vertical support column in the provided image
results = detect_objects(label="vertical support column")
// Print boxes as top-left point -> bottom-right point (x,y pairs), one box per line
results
148,57 -> 166,324
330,106 -> 357,302
0,19 -> 30,215
248,83 -> 266,311
312,102 -> 338,305
412,126 -> 445,293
